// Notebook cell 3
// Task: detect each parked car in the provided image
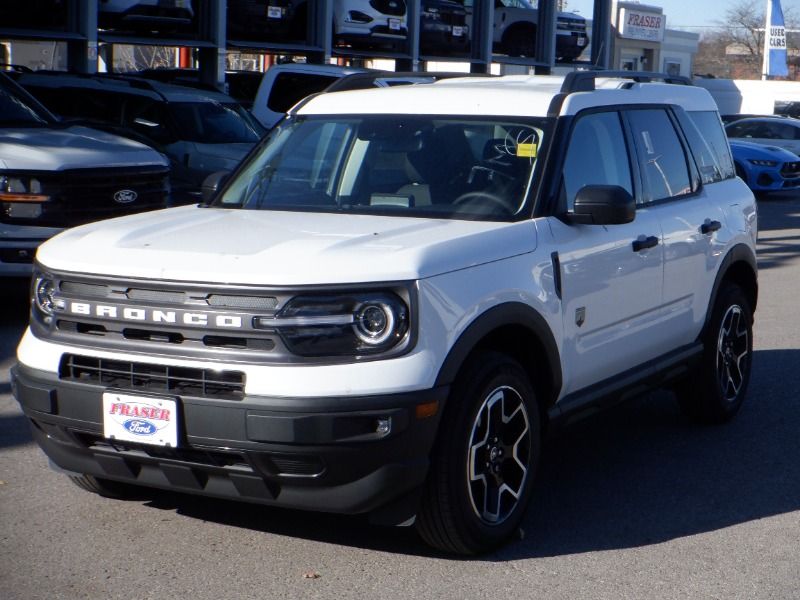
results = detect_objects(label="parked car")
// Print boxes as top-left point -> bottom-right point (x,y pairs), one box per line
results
12,72 -> 265,204
333,0 -> 408,49
725,115 -> 800,156
132,68 -> 264,110
250,62 -> 370,129
420,0 -> 470,54
2,0 -> 69,30
226,0 -> 297,41
0,72 -> 169,277
98,0 -> 194,31
460,0 -> 588,61
729,139 -> 800,194
12,71 -> 757,555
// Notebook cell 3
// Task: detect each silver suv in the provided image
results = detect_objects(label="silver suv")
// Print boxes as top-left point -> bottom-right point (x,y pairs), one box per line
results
0,73 -> 169,277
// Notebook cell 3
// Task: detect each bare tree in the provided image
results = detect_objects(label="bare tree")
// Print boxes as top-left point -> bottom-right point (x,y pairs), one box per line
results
693,0 -> 798,79
113,45 -> 178,73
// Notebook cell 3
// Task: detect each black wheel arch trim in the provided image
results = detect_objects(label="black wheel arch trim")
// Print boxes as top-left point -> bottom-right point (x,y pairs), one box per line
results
433,302 -> 562,405
703,243 -> 758,336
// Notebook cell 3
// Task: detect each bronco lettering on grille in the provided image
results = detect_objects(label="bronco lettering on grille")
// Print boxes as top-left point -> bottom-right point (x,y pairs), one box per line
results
67,302 -> 244,328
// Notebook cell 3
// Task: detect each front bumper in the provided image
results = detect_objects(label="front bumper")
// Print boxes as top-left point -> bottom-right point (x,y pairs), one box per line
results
555,33 -> 588,60
745,165 -> 800,191
12,363 -> 447,520
0,225 -> 60,277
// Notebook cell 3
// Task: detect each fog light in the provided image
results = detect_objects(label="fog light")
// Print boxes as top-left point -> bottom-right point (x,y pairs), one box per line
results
375,417 -> 391,435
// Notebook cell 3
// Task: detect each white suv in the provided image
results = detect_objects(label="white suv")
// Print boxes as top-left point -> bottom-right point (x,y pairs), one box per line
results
12,71 -> 758,555
333,0 -> 408,48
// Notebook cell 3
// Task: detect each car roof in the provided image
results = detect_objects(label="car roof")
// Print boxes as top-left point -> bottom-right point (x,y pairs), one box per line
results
727,115 -> 800,125
297,74 -> 718,119
15,71 -> 238,104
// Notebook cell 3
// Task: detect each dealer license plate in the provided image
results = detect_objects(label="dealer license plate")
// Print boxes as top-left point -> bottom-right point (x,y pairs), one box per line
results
388,18 -> 401,31
452,26 -> 464,37
578,37 -> 587,46
267,6 -> 283,19
103,392 -> 179,447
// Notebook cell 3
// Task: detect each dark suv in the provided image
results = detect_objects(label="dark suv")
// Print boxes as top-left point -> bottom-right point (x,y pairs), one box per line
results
12,72 -> 265,204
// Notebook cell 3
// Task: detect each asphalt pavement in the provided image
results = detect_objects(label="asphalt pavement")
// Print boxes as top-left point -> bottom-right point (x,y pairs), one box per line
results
2,196 -> 800,599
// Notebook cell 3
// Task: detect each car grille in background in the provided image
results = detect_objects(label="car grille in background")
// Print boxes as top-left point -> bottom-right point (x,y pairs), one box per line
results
557,18 -> 587,32
59,354 -> 246,400
781,161 -> 800,178
1,166 -> 169,228
439,10 -> 466,26
370,0 -> 406,17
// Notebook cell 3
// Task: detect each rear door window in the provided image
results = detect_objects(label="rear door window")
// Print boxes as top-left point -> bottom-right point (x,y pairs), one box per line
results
627,109 -> 693,203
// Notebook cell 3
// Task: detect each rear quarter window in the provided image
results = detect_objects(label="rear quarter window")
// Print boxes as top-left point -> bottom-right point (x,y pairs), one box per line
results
688,110 -> 736,181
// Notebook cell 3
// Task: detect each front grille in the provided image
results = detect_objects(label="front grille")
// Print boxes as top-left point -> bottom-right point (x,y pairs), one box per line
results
439,11 -> 466,27
781,161 -> 800,178
1,166 -> 169,228
59,354 -> 246,400
370,0 -> 406,17
557,18 -> 587,33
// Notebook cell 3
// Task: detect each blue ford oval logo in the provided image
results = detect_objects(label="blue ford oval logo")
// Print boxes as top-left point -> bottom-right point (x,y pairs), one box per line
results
123,419 -> 157,436
114,189 -> 138,204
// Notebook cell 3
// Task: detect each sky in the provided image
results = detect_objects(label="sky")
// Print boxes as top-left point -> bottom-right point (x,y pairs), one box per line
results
565,0 -> 800,31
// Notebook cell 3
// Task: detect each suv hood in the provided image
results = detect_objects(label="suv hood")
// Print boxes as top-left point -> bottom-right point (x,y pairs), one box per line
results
0,125 -> 166,171
36,205 -> 538,285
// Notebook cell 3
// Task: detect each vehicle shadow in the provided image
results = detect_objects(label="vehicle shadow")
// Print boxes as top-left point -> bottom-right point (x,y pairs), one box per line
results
0,277 -> 30,366
755,193 -> 800,271
133,348 -> 800,560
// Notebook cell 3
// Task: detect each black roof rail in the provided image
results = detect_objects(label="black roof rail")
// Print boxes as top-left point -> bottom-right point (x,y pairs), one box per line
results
561,70 -> 692,93
324,70 -> 491,94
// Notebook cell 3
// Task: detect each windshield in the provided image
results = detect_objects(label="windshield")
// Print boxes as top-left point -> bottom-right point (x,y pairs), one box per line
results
214,115 -> 548,220
0,85 -> 51,127
169,101 -> 264,144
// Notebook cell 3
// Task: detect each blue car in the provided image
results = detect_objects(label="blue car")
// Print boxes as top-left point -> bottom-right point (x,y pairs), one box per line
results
730,139 -> 800,193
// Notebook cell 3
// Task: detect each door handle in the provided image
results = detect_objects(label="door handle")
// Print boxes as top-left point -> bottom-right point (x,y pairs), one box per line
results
700,220 -> 722,235
632,235 -> 659,252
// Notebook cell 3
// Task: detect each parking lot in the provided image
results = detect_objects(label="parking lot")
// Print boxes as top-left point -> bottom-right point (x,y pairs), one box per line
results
1,195 -> 799,599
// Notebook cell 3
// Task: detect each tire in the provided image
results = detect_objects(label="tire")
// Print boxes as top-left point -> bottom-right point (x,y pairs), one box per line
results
69,474 -> 148,500
416,352 -> 540,555
504,27 -> 536,57
675,283 -> 753,424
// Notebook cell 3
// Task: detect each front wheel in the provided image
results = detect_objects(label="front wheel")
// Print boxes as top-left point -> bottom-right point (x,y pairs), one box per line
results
675,283 -> 753,423
416,352 -> 540,554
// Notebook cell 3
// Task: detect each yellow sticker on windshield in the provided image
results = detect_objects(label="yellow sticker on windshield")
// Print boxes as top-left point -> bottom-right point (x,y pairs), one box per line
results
516,143 -> 537,158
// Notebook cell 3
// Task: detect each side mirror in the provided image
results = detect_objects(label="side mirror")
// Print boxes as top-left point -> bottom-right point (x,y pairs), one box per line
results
569,185 -> 635,225
201,170 -> 230,203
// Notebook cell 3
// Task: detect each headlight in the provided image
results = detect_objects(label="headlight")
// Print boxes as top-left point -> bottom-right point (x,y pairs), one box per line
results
345,10 -> 373,24
748,159 -> 778,167
256,292 -> 410,357
33,275 -> 57,316
0,174 -> 51,202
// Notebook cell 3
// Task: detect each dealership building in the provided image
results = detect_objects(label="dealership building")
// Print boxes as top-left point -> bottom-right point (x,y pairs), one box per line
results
585,1 -> 699,77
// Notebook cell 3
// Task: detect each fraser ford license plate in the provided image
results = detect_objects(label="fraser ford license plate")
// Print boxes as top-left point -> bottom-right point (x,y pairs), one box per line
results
103,392 -> 179,447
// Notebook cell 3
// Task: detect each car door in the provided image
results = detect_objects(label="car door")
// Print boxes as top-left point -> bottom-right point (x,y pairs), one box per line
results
547,109 -> 665,395
627,107 -> 728,351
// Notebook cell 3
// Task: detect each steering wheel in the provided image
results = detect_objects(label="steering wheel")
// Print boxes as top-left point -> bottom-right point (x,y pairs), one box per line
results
453,191 -> 515,215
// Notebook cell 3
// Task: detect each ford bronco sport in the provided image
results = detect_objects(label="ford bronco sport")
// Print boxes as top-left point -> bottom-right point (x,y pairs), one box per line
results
12,71 -> 758,555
